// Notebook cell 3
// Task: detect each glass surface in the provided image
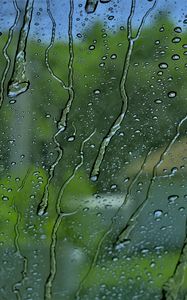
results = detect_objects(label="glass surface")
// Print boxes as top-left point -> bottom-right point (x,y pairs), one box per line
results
0,0 -> 187,299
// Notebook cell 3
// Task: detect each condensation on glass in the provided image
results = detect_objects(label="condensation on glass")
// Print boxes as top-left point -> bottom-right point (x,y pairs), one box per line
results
0,0 -> 187,299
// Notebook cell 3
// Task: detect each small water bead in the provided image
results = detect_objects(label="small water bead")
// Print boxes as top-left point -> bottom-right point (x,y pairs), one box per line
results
154,210 -> 163,218
184,51 -> 187,55
154,99 -> 162,104
2,196 -> 9,201
90,175 -> 98,182
99,62 -> 105,67
77,33 -> 82,38
183,19 -> 187,24
67,136 -> 75,142
94,89 -> 101,95
172,37 -> 181,43
168,91 -> 177,98
157,71 -> 163,76
171,167 -> 178,174
159,63 -> 168,69
9,99 -> 16,104
183,44 -> 187,49
102,55 -> 107,60
108,15 -> 114,20
89,45 -> 95,50
159,26 -> 165,32
171,54 -> 180,60
110,54 -> 117,59
168,194 -> 179,204
110,184 -> 117,190
155,40 -> 160,45
174,26 -> 182,33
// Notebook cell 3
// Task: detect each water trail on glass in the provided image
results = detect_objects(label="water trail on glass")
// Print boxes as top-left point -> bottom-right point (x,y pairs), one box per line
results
90,0 -> 157,181
8,0 -> 34,97
0,0 -> 20,108
44,130 -> 95,300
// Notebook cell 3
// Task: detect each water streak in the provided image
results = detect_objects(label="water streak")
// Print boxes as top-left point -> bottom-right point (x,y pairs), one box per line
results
75,147 -> 152,298
37,0 -> 75,215
0,0 -> 20,108
12,210 -> 28,300
44,130 -> 95,300
116,114 -> 187,244
162,219 -> 187,300
8,0 -> 34,97
90,0 -> 157,181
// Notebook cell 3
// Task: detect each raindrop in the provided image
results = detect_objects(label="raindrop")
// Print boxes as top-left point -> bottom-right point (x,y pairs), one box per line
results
171,167 -> 178,174
9,99 -> 16,104
124,177 -> 129,183
168,195 -> 179,204
110,184 -> 117,189
154,210 -> 163,218
77,33 -> 82,38
110,54 -> 117,59
159,63 -> 168,69
154,99 -> 162,104
2,196 -> 9,201
159,26 -> 165,32
67,136 -> 75,142
174,26 -> 182,33
108,15 -> 114,20
94,89 -> 101,95
171,54 -> 180,60
90,175 -> 98,182
172,37 -> 181,43
168,91 -> 177,98
89,45 -> 95,50
183,44 -> 187,49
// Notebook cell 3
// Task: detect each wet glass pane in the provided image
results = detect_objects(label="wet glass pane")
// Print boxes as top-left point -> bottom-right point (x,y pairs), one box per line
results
0,0 -> 187,299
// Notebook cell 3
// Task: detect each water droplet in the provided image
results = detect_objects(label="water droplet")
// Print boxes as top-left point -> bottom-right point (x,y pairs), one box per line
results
154,210 -> 163,218
110,184 -> 117,189
174,27 -> 182,33
159,63 -> 168,69
94,89 -> 101,95
90,175 -> 98,182
108,15 -> 114,20
168,195 -> 179,204
171,167 -> 178,174
77,33 -> 82,38
124,177 -> 129,183
154,99 -> 162,104
67,136 -> 75,142
89,45 -> 95,50
110,54 -> 117,59
172,37 -> 181,43
159,26 -> 165,32
168,91 -> 177,98
2,196 -> 9,201
183,44 -> 187,49
9,99 -> 16,104
99,62 -> 105,67
171,54 -> 180,60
